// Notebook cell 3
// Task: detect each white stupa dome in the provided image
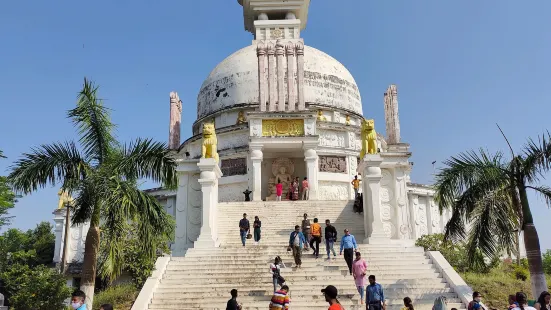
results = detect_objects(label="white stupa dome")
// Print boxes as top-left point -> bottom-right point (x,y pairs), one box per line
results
196,44 -> 362,119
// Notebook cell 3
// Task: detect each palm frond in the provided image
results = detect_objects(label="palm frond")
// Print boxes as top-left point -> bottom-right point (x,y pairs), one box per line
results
526,185 -> 551,208
465,188 -> 517,266
522,131 -> 551,183
116,138 -> 178,187
68,78 -> 116,165
434,149 -> 509,212
8,141 -> 88,194
99,178 -> 174,281
71,181 -> 97,225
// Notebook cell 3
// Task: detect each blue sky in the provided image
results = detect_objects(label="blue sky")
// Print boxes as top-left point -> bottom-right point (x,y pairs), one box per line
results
1,1 -> 550,249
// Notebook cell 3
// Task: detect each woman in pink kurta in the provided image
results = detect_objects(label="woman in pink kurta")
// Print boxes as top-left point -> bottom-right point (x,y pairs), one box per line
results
352,251 -> 368,304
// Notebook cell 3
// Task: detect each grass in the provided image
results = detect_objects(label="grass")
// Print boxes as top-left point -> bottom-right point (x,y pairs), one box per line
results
93,283 -> 138,310
460,266 -> 551,310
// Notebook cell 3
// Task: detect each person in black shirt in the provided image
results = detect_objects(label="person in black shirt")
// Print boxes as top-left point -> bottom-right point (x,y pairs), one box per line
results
253,215 -> 262,245
325,219 -> 338,260
239,213 -> 250,247
226,289 -> 241,310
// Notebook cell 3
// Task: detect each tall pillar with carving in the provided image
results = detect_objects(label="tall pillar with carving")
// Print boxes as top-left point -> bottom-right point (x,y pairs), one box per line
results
250,146 -> 263,201
360,154 -> 389,243
52,208 -> 66,264
275,40 -> 286,111
286,41 -> 296,111
267,43 -> 277,111
296,42 -> 305,111
195,158 -> 222,248
257,42 -> 267,112
394,165 -> 412,240
304,148 -> 318,200
173,160 -> 200,256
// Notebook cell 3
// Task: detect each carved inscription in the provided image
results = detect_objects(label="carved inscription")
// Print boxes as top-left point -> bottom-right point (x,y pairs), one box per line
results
221,158 -> 247,176
319,156 -> 347,173
262,119 -> 304,137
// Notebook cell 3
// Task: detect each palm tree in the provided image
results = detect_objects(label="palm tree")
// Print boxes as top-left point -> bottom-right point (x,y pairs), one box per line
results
8,78 -> 177,308
434,129 -> 551,297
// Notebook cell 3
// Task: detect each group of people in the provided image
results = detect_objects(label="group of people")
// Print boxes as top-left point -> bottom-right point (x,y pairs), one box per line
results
238,213 -> 262,246
275,177 -> 309,201
507,291 -> 551,310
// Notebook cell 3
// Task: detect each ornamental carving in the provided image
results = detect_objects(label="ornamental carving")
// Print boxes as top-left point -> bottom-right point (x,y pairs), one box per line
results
318,181 -> 348,200
262,119 -> 304,137
267,158 -> 295,200
271,28 -> 284,39
381,203 -> 393,221
382,222 -> 395,238
319,156 -> 347,173
221,158 -> 247,176
318,130 -> 346,148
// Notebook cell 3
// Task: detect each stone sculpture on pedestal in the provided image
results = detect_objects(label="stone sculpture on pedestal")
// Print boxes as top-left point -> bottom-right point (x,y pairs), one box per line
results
201,122 -> 219,163
360,119 -> 378,159
317,110 -> 327,121
268,158 -> 295,200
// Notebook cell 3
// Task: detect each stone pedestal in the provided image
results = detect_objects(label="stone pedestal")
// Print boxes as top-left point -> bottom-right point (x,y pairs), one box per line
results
194,158 -> 223,248
173,160 -> 200,257
359,154 -> 389,244
250,147 -> 263,201
304,148 -> 318,200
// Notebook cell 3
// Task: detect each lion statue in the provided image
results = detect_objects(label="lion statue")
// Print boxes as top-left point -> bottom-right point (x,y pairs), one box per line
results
201,122 -> 219,162
360,118 -> 378,159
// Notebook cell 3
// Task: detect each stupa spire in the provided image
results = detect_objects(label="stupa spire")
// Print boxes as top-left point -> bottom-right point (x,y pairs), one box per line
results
239,0 -> 310,39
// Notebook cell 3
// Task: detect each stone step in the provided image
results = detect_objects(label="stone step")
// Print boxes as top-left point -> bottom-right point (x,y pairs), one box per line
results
188,246 -> 424,252
149,306 -> 464,310
160,276 -> 445,285
167,257 -> 431,264
154,286 -> 454,295
168,259 -> 433,267
182,251 -> 426,258
162,270 -> 441,279
165,264 -> 436,272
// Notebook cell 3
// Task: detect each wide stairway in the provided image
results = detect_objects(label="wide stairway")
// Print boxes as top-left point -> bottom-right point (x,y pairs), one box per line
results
148,201 -> 466,310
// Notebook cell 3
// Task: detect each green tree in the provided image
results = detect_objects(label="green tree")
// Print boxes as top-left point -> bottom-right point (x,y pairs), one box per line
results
0,150 -> 16,228
434,130 -> 551,297
8,78 -> 177,308
0,222 -> 55,271
543,249 -> 551,275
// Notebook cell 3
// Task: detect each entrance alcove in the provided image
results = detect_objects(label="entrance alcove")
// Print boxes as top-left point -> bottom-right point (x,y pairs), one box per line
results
261,151 -> 306,200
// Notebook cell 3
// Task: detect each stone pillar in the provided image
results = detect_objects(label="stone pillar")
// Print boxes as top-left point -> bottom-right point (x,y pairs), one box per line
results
173,160 -> 200,256
257,42 -> 267,112
304,148 -> 318,200
360,154 -> 389,243
169,92 -> 182,149
275,40 -> 286,111
384,84 -> 401,144
194,158 -> 222,248
286,41 -> 296,111
296,42 -> 305,110
52,208 -> 66,264
250,146 -> 263,201
267,43 -> 277,111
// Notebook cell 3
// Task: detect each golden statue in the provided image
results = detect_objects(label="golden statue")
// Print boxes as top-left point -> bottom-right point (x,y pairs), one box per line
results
201,122 -> 219,162
360,118 -> 378,159
236,110 -> 246,125
57,189 -> 74,209
317,110 -> 327,121
345,115 -> 351,126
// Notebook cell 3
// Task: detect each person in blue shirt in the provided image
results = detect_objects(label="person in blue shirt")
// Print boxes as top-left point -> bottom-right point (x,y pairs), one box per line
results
70,290 -> 87,310
366,275 -> 385,310
289,225 -> 306,267
339,228 -> 357,275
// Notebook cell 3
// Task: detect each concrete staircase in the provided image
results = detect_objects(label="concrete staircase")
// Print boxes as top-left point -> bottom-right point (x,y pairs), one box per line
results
147,201 -> 467,310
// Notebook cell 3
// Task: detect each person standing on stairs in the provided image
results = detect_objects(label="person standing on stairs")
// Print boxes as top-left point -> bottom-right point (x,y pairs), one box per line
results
366,275 -> 385,310
276,181 -> 283,201
269,285 -> 290,310
301,213 -> 311,250
239,213 -> 250,247
253,216 -> 261,245
269,256 -> 287,292
226,289 -> 242,310
339,229 -> 358,275
322,285 -> 344,310
309,218 -> 322,258
351,175 -> 361,198
325,219 -> 338,260
301,177 -> 309,200
289,225 -> 306,268
352,251 -> 368,305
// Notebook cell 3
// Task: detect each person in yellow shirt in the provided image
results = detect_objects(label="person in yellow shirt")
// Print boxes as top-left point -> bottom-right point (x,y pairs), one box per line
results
309,218 -> 322,258
351,175 -> 361,198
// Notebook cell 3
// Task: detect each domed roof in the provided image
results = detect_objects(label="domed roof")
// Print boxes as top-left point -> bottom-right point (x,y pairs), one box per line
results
196,44 -> 362,119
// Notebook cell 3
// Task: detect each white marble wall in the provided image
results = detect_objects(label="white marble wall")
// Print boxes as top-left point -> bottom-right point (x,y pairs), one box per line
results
52,208 -> 90,265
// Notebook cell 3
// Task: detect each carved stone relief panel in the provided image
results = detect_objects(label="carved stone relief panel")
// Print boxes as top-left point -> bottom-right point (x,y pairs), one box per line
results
380,169 -> 396,238
319,156 -> 347,173
318,181 -> 349,200
262,119 -> 304,137
349,156 -> 358,176
186,173 -> 201,243
318,129 -> 346,148
304,118 -> 315,136
413,195 -> 428,236
219,183 -> 249,202
250,119 -> 262,137
268,158 -> 295,200
430,200 -> 440,232
221,158 -> 247,176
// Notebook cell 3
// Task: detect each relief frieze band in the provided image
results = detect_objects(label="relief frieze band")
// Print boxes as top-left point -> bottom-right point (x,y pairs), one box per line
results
221,158 -> 247,176
319,156 -> 347,173
262,119 -> 304,137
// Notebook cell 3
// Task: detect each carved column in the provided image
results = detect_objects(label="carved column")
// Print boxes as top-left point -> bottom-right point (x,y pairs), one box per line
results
360,154 -> 388,243
296,41 -> 305,111
52,209 -> 66,264
267,43 -> 277,111
304,147 -> 318,200
257,42 -> 267,112
173,161 -> 199,256
286,42 -> 296,111
275,40 -> 286,111
169,92 -> 182,149
384,85 -> 401,144
195,158 -> 222,248
250,146 -> 263,201
394,166 -> 412,240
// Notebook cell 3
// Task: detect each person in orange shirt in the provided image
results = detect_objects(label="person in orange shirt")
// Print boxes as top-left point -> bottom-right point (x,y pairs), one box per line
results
322,285 -> 344,310
309,218 -> 322,258
301,177 -> 309,200
351,175 -> 361,198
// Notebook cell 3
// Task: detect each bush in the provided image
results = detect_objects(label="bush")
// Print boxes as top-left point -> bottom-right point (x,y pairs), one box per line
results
542,249 -> 551,274
512,264 -> 529,281
93,284 -> 138,310
1,263 -> 71,310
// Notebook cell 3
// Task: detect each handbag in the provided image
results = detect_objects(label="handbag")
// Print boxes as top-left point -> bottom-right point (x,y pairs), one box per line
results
246,233 -> 252,239
277,275 -> 285,285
